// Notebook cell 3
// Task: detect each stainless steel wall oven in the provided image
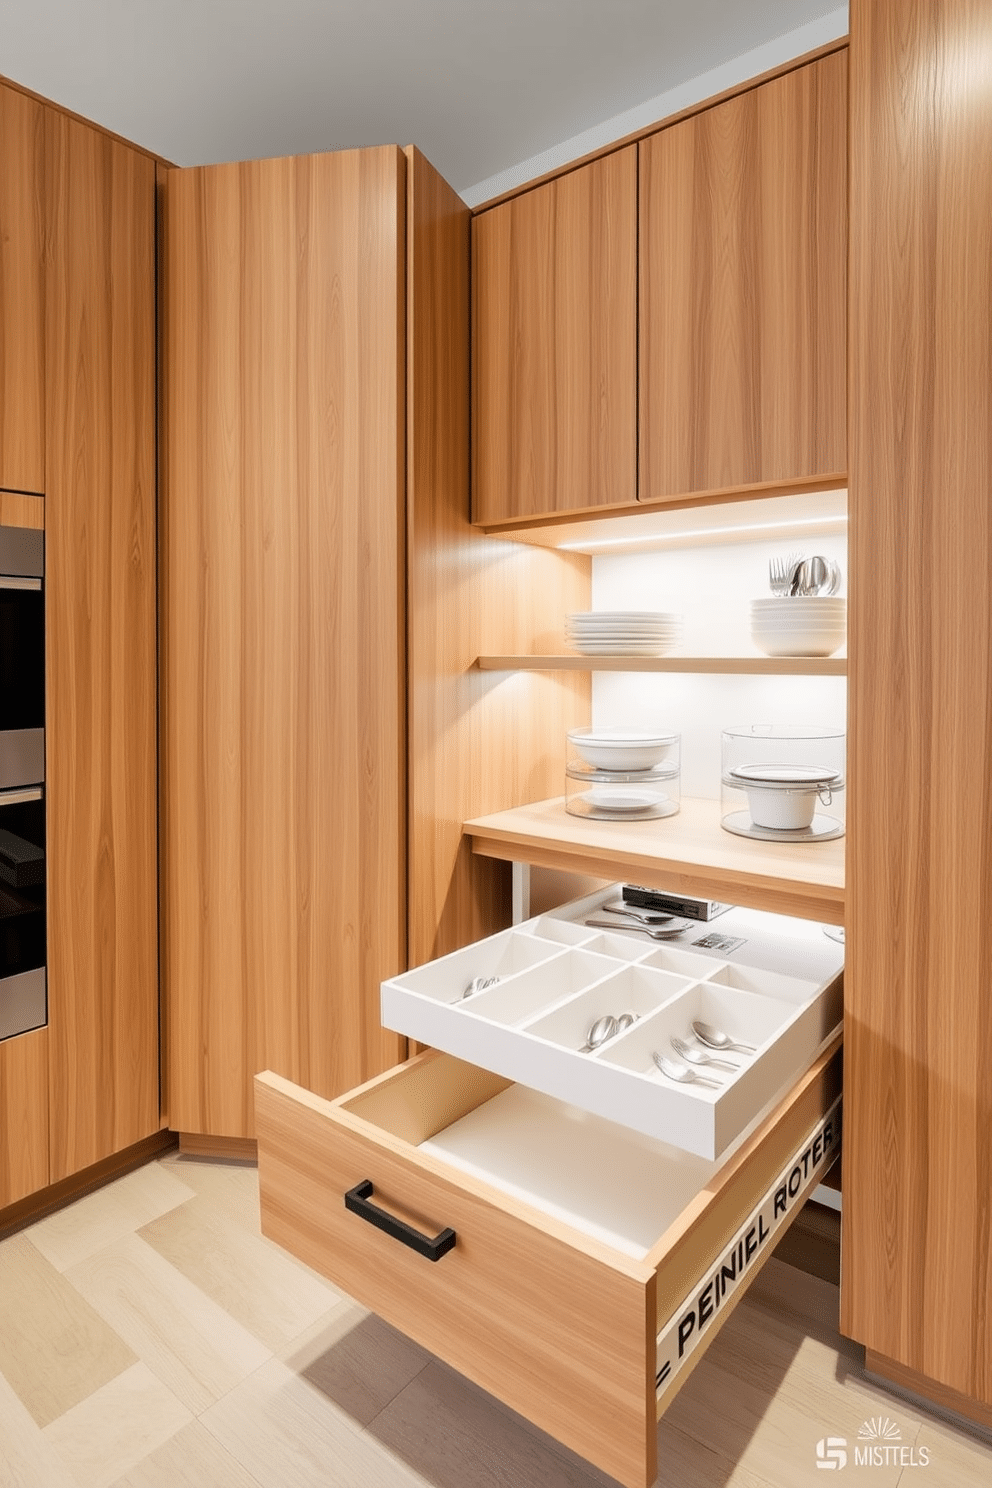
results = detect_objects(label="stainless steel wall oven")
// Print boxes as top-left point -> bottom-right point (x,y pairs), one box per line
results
0,523 -> 46,1040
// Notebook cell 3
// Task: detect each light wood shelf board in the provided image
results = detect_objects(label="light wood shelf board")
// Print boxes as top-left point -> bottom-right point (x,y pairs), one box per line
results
464,796 -> 844,925
477,655 -> 846,675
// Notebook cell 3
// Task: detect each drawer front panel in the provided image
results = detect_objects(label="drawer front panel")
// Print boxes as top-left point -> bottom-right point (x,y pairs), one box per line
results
257,1039 -> 841,1488
256,1068 -> 656,1488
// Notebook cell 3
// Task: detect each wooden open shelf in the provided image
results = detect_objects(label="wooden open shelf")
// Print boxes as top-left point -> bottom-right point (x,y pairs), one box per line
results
464,796 -> 845,925
476,655 -> 846,675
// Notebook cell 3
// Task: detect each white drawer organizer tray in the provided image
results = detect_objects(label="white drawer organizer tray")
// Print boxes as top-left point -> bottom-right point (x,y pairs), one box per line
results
381,887 -> 843,1160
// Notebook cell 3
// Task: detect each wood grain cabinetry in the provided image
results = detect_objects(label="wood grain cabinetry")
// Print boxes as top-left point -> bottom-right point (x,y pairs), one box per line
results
0,82 -> 46,495
0,1029 -> 49,1207
471,147 -> 637,525
408,149 -> 590,964
45,112 -> 160,1180
639,49 -> 847,505
161,147 -> 408,1138
844,0 -> 992,1422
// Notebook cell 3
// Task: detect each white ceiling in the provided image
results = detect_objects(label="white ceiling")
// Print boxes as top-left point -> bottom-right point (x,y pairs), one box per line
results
1,1 -> 846,200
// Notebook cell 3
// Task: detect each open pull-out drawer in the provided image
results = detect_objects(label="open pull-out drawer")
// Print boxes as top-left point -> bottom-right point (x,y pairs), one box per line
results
379,894 -> 843,1160
256,1039 -> 841,1488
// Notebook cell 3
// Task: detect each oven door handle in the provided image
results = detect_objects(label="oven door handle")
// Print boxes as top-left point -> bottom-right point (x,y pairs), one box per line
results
0,576 -> 42,591
0,786 -> 43,805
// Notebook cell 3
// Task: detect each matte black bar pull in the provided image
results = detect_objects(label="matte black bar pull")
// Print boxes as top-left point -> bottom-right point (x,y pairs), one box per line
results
344,1179 -> 456,1262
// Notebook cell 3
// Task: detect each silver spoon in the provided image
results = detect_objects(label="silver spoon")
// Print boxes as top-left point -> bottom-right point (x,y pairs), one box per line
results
805,555 -> 829,595
578,1013 -> 618,1053
602,903 -> 675,924
670,1035 -> 737,1071
457,974 -> 499,1002
691,1020 -> 756,1055
584,916 -> 687,940
614,1009 -> 639,1032
651,1051 -> 721,1088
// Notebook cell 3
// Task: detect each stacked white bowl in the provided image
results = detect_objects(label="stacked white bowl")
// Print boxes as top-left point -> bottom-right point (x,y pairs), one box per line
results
566,611 -> 682,656
750,597 -> 846,657
565,727 -> 681,820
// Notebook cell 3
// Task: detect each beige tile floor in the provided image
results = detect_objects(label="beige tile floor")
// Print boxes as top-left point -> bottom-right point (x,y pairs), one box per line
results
1,1151 -> 989,1488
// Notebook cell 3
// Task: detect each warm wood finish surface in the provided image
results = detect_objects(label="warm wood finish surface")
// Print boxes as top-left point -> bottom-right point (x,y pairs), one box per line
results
0,83 -> 46,495
478,654 -> 847,675
639,51 -> 847,504
406,149 -> 590,965
257,1040 -> 840,1487
161,148 -> 407,1137
257,1059 -> 656,1488
45,114 -> 159,1181
465,796 -> 845,924
0,492 -> 43,529
844,0 -> 992,1410
0,1029 -> 49,1207
472,147 -> 637,523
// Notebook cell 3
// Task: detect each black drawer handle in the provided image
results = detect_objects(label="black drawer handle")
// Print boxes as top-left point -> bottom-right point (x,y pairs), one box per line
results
344,1180 -> 457,1262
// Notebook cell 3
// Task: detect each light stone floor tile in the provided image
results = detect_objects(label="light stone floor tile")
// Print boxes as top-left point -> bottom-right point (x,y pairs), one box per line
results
43,1361 -> 192,1488
370,1356 -> 628,1488
665,1345 -> 910,1487
138,1192 -> 348,1352
27,1162 -> 196,1272
108,1418 -> 265,1488
0,1367 -> 81,1488
910,1412 -> 992,1485
200,1357 -> 430,1488
156,1153 -> 263,1232
65,1232 -> 271,1415
280,1303 -> 433,1427
0,1230 -> 137,1427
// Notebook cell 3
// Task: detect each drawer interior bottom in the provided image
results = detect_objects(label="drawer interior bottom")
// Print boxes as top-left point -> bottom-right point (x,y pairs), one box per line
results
420,1082 -> 726,1258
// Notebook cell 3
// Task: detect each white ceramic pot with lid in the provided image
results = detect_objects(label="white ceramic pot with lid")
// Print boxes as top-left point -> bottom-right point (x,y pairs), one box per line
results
727,763 -> 841,830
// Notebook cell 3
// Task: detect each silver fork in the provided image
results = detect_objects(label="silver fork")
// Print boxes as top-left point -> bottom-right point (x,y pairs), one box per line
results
768,552 -> 804,596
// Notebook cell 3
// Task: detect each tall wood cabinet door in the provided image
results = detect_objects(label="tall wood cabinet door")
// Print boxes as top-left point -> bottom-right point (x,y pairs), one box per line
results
845,0 -> 992,1421
639,50 -> 847,505
0,83 -> 45,495
45,115 -> 159,1180
161,147 -> 407,1139
472,146 -> 637,525
0,1029 -> 49,1206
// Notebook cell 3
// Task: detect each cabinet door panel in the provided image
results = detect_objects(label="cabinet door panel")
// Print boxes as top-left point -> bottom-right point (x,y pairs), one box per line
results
639,51 -> 847,503
0,83 -> 45,494
845,0 -> 992,1414
161,148 -> 407,1138
45,115 -> 159,1179
472,147 -> 637,524
0,1028 -> 48,1207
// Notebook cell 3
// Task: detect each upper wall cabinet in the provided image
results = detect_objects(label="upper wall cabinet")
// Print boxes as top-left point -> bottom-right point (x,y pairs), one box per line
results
0,83 -> 46,495
639,50 -> 847,505
472,146 -> 637,525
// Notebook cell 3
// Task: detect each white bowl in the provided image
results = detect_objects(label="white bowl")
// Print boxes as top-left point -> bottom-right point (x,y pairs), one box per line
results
751,631 -> 845,658
567,727 -> 678,771
751,612 -> 845,656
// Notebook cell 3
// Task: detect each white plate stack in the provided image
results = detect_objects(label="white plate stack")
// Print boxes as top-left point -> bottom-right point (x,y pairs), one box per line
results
750,598 -> 846,657
566,610 -> 682,656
